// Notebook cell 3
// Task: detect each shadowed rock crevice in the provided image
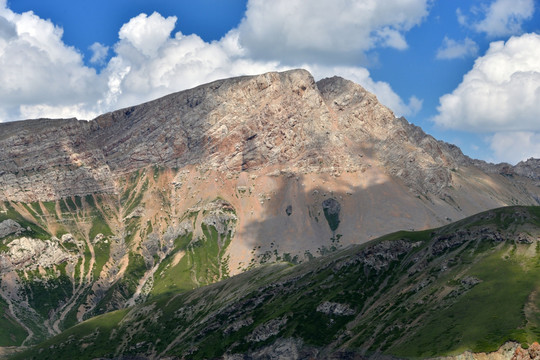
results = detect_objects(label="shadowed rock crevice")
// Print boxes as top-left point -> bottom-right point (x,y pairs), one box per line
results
322,198 -> 341,232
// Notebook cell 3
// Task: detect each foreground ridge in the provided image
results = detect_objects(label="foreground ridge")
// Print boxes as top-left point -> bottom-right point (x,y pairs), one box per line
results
10,206 -> 540,359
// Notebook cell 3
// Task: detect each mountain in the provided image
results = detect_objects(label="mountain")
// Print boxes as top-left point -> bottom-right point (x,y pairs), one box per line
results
0,69 -> 539,348
10,206 -> 540,359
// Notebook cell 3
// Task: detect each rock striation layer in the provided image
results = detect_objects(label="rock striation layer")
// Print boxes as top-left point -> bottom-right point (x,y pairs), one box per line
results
1,69 -> 538,203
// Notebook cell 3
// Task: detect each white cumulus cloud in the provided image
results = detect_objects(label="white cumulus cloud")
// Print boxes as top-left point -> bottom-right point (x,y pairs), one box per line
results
489,131 -> 540,164
433,33 -> 540,133
89,42 -> 109,64
458,0 -> 535,37
0,6 -> 104,121
118,12 -> 176,57
237,0 -> 430,65
436,37 -> 478,60
102,23 -> 283,111
475,0 -> 534,36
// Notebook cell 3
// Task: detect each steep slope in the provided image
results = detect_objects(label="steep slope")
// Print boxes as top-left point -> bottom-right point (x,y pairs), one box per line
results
11,206 -> 540,359
1,69 -> 540,347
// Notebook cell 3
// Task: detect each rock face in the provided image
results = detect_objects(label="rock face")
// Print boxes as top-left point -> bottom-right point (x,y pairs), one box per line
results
0,219 -> 23,238
0,118 -> 114,202
0,69 -> 538,203
316,301 -> 356,316
0,69 -> 539,268
436,342 -> 540,360
515,158 -> 540,182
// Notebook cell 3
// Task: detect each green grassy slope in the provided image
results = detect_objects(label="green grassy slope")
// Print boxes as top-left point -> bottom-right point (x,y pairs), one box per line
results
12,206 -> 540,359
0,297 -> 28,347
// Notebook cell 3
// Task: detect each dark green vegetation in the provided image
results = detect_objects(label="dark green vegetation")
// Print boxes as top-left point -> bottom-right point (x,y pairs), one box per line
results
0,197 -> 113,344
23,267 -> 73,319
0,297 -> 27,347
322,198 -> 341,232
12,206 -> 540,359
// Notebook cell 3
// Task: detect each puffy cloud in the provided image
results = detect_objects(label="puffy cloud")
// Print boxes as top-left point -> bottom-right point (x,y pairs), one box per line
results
458,0 -> 535,37
475,0 -> 534,36
489,131 -> 540,164
237,0 -> 430,64
0,5 -> 103,121
89,42 -> 109,64
433,33 -> 540,133
103,24 -> 283,110
118,12 -> 176,57
373,27 -> 408,50
436,37 -> 478,60
0,14 -> 16,40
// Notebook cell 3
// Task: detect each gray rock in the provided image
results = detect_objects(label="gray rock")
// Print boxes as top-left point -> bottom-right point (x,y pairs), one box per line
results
1,69 -> 538,203
0,219 -> 23,239
247,317 -> 287,343
461,276 -> 482,288
0,237 -> 78,271
316,301 -> 356,316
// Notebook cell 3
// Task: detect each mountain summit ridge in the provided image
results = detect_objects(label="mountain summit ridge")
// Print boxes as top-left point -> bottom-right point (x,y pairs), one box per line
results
0,68 -> 537,203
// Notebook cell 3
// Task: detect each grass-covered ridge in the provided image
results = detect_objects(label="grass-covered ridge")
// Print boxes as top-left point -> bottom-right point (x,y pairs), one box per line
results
11,206 -> 540,359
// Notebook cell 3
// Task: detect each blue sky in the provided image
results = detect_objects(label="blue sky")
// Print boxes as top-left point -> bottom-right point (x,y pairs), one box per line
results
1,0 -> 540,164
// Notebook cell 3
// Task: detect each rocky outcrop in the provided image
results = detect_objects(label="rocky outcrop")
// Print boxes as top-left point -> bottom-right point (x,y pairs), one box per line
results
0,219 -> 23,239
431,227 -> 506,255
347,239 -> 415,271
513,342 -> 540,360
247,317 -> 288,342
316,301 -> 356,316
515,159 -> 540,182
435,342 -> 540,360
322,198 -> 341,232
0,237 -> 78,271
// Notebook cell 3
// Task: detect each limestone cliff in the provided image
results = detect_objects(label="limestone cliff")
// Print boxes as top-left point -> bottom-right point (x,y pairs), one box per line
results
1,69 -> 537,202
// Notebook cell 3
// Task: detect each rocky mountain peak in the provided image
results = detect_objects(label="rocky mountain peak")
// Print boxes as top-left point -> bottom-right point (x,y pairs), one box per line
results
0,69 -> 538,203
515,158 -> 540,181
